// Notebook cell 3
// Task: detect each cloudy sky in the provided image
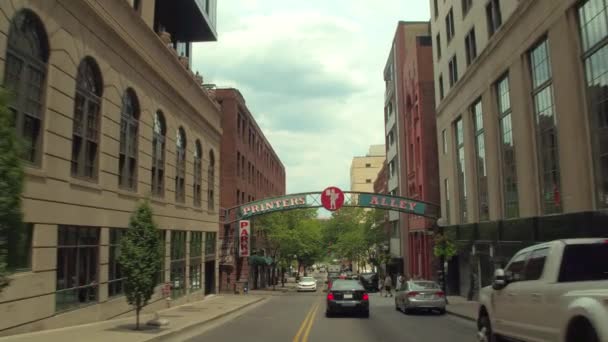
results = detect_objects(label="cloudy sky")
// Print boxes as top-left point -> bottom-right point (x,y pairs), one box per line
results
192,0 -> 430,198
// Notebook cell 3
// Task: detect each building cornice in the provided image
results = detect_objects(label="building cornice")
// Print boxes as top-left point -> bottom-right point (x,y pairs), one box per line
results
435,0 -> 536,117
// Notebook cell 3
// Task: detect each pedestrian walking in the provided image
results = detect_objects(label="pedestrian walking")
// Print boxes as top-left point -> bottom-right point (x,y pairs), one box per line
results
396,274 -> 403,291
378,277 -> 384,296
384,274 -> 393,297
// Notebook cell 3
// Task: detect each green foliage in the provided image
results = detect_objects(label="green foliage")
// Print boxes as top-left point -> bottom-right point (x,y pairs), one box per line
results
323,208 -> 387,267
255,209 -> 323,269
0,89 -> 24,292
118,200 -> 162,329
433,233 -> 457,261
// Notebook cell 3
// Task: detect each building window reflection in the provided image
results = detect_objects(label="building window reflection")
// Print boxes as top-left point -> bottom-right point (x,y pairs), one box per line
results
56,226 -> 99,311
170,231 -> 186,298
455,117 -> 467,223
578,0 -> 608,208
472,99 -> 489,221
529,39 -> 561,214
496,75 -> 519,218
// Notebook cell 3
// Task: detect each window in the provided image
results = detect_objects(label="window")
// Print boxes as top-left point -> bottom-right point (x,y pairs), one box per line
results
108,229 -> 125,297
497,76 -> 519,218
433,0 -> 439,19
236,152 -> 241,180
389,159 -> 395,177
205,232 -> 216,257
56,226 -> 99,311
118,89 -> 139,190
504,251 -> 529,282
170,231 -> 186,298
157,230 -> 166,284
435,34 -> 441,60
445,8 -> 455,42
389,130 -> 395,146
465,27 -> 477,66
472,100 -> 489,221
175,127 -> 186,203
151,111 -> 166,196
241,155 -> 245,178
71,57 -> 102,180
486,0 -> 502,37
189,232 -> 203,291
448,55 -> 458,87
208,150 -> 216,210
193,140 -> 203,207
133,0 -> 142,13
529,39 -> 561,214
558,243 -> 608,282
439,74 -> 445,100
523,248 -> 548,281
366,179 -> 372,183
442,129 -> 447,154
578,0 -> 608,207
6,223 -> 33,272
444,178 -> 450,223
3,10 -> 49,164
462,0 -> 472,17
365,163 -> 372,168
205,0 -> 210,14
455,118 -> 467,223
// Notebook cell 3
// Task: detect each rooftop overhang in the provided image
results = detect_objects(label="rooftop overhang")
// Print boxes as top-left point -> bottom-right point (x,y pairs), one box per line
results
155,0 -> 217,42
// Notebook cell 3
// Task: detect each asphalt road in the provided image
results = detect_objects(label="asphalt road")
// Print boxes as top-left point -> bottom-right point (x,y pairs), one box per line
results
186,283 -> 477,341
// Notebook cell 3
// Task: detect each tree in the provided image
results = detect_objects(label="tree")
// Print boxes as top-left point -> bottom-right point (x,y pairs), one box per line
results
118,200 -> 162,330
0,89 -> 25,293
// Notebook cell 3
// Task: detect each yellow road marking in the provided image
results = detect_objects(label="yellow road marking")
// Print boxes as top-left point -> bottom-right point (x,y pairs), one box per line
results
293,303 -> 318,342
301,303 -> 319,342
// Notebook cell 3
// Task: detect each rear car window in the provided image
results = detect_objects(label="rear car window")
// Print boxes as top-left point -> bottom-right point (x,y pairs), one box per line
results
409,281 -> 440,290
331,280 -> 364,291
301,277 -> 315,282
558,243 -> 608,282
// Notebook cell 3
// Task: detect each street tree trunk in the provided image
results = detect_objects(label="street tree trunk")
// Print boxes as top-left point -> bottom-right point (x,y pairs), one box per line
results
135,306 -> 141,330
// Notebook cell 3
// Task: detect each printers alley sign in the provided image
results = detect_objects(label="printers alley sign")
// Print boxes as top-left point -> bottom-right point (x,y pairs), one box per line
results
240,196 -> 308,219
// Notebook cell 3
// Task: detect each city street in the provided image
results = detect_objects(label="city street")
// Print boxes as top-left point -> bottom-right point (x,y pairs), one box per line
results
187,278 -> 476,341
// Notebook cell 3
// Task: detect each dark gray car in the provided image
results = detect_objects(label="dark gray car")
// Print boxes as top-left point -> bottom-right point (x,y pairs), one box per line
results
326,279 -> 369,318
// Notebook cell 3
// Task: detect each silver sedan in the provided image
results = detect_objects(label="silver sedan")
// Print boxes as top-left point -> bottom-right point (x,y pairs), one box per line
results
394,280 -> 446,315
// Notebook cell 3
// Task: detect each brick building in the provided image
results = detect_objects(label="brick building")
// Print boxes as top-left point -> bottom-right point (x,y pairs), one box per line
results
383,21 -> 440,279
215,88 -> 286,293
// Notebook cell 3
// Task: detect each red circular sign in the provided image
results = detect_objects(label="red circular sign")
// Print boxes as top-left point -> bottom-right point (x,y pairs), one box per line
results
321,186 -> 344,211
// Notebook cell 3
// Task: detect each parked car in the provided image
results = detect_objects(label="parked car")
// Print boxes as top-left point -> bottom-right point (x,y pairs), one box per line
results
477,238 -> 608,342
297,276 -> 317,292
394,280 -> 446,314
326,279 -> 369,318
358,273 -> 379,292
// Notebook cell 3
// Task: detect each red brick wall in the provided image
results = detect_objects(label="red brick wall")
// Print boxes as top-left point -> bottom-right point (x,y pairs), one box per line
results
215,88 -> 286,291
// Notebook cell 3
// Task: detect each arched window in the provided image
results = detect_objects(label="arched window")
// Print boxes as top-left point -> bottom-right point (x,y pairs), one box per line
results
118,88 -> 139,190
151,111 -> 166,196
207,150 -> 215,210
71,57 -> 103,179
4,10 -> 49,164
175,127 -> 186,203
193,140 -> 203,207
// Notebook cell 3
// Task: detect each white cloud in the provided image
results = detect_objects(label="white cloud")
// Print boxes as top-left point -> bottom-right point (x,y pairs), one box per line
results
193,0 -> 430,201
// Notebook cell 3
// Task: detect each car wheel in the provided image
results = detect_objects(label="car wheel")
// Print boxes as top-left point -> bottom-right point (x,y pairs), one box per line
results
477,313 -> 497,342
395,299 -> 400,311
325,311 -> 332,318
403,306 -> 411,315
438,308 -> 446,315
363,310 -> 370,318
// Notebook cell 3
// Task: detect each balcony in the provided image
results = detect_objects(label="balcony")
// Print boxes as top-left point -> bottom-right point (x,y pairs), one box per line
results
154,0 -> 217,42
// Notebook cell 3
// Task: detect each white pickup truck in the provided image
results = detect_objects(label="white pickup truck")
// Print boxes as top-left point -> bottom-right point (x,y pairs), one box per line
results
477,238 -> 608,342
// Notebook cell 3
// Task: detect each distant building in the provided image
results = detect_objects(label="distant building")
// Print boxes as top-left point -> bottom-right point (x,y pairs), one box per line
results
350,145 -> 386,192
430,0 -> 608,297
0,0 -> 219,335
215,88 -> 286,293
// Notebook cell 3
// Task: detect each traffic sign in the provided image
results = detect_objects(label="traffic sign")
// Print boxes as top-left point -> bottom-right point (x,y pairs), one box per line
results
321,186 -> 344,211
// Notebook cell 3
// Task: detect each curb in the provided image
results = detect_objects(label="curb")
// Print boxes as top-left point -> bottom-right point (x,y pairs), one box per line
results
146,296 -> 267,342
446,309 -> 476,322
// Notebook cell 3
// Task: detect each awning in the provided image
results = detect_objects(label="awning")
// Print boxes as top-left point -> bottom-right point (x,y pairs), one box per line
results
249,255 -> 273,266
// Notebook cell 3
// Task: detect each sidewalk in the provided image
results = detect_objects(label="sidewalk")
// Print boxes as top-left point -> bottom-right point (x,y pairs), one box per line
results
0,295 -> 266,342
446,296 -> 479,321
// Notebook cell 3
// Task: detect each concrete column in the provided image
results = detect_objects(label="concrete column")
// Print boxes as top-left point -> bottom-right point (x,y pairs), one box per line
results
509,58 -> 540,217
98,227 -> 109,303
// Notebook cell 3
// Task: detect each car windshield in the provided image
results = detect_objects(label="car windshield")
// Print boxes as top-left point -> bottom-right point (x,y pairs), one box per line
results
408,281 -> 440,290
301,277 -> 315,282
331,280 -> 364,291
